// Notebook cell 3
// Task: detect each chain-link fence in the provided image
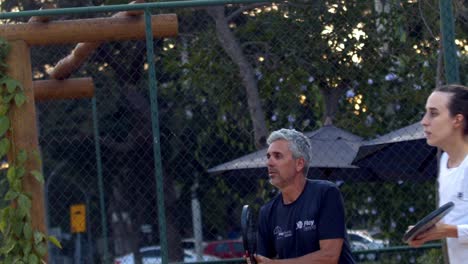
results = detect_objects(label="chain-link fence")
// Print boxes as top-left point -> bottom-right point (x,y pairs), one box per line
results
1,0 -> 467,263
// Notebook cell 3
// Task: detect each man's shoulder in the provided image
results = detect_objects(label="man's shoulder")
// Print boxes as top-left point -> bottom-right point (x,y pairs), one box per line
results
303,179 -> 341,200
260,193 -> 282,212
306,179 -> 338,190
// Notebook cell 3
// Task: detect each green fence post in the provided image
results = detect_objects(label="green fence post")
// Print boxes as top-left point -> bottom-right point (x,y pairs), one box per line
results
92,97 -> 110,264
439,1 -> 459,262
439,0 -> 460,84
144,8 -> 169,264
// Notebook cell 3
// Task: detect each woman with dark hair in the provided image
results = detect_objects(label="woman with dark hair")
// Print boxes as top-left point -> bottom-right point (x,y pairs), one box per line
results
408,84 -> 468,264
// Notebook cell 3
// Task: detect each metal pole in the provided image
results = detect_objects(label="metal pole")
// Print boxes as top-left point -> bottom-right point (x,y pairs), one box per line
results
74,233 -> 82,264
144,8 -> 168,264
80,186 -> 93,264
438,1 -> 458,262
191,181 -> 203,261
439,0 -> 460,84
44,175 -> 54,264
92,97 -> 110,263
0,0 -> 274,19
45,162 -> 67,264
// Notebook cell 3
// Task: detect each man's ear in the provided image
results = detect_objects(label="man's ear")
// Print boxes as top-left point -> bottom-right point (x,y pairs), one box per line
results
296,157 -> 305,172
454,114 -> 465,129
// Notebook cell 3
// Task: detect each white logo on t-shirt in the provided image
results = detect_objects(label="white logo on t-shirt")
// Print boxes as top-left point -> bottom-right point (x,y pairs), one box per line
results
296,219 -> 316,231
274,226 -> 292,239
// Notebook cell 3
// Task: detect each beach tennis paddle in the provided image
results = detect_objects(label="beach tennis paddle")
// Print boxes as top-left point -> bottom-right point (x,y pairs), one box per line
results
241,205 -> 257,264
403,201 -> 454,243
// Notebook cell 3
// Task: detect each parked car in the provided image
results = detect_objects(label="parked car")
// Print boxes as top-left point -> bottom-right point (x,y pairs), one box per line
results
348,230 -> 389,262
203,239 -> 244,259
114,245 -> 219,264
181,237 -> 207,251
347,229 -> 389,250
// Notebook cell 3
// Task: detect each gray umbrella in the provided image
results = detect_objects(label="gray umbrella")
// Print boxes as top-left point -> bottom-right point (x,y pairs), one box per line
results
352,122 -> 437,181
354,122 -> 424,159
208,125 -> 375,181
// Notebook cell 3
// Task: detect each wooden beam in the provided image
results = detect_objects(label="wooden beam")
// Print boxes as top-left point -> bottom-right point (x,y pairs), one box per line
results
0,14 -> 178,45
48,1 -> 146,80
33,78 -> 94,101
6,40 -> 47,262
48,42 -> 101,79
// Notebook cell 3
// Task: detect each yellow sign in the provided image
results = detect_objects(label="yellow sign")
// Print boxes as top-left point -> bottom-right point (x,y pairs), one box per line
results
70,204 -> 86,233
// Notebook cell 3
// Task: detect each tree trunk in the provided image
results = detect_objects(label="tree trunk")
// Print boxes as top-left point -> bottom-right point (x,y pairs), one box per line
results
206,6 -> 268,149
320,86 -> 344,125
374,0 -> 391,54
125,87 -> 184,262
109,181 -> 143,264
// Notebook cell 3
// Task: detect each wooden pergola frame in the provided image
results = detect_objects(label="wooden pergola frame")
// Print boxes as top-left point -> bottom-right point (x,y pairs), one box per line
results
0,2 -> 177,261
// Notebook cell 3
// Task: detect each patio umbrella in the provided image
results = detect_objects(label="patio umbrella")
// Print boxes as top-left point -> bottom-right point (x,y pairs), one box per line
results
352,122 -> 438,181
208,125 -> 376,182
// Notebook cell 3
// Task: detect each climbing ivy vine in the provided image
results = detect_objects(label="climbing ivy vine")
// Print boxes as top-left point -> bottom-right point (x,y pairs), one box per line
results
0,37 -> 61,264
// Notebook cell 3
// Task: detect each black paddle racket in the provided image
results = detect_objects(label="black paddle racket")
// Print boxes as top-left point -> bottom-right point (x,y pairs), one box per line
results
403,201 -> 454,243
241,204 -> 257,264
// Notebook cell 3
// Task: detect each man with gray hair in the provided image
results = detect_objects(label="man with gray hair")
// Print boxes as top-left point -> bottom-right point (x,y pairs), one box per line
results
249,128 -> 355,263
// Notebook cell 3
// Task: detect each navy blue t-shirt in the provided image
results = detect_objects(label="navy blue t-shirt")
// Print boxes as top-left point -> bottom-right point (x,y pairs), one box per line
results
257,179 -> 355,263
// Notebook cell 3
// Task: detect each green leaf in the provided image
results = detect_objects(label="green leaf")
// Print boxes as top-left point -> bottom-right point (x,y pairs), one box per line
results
5,255 -> 14,264
17,150 -> 27,164
14,93 -> 26,107
31,171 -> 44,184
2,94 -> 14,103
31,150 -> 42,167
34,231 -> 45,245
22,241 -> 32,257
6,166 -> 16,184
4,255 -> 14,264
4,190 -> 19,200
0,104 -> 8,115
0,137 -> 10,156
34,242 -> 47,257
12,221 -> 22,237
1,206 -> 11,220
23,223 -> 32,240
0,115 -> 10,137
0,242 -> 15,254
16,167 -> 25,179
0,217 -> 5,232
28,254 -> 39,264
18,194 -> 31,211
1,78 -> 18,93
11,179 -> 22,192
17,202 -> 29,219
48,236 -> 62,249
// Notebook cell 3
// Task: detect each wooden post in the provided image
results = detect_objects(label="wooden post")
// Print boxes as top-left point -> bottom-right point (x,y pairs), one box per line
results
33,78 -> 95,101
6,41 -> 47,261
0,4 -> 178,262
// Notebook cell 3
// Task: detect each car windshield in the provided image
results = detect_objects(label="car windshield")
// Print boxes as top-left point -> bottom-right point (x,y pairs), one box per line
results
215,243 -> 229,252
349,234 -> 372,243
140,248 -> 161,258
233,242 -> 244,252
